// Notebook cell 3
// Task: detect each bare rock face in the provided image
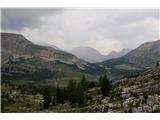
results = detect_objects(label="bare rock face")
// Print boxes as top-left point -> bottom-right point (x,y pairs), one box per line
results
132,107 -> 143,113
147,96 -> 155,106
122,88 -> 131,99
143,105 -> 152,113
101,97 -> 110,104
152,105 -> 160,112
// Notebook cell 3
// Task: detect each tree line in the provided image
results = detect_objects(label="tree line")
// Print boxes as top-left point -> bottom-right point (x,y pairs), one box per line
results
43,74 -> 111,109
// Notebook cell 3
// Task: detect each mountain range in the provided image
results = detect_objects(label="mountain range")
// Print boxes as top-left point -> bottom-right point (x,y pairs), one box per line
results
1,32 -> 160,81
99,40 -> 160,78
1,33 -> 105,81
105,48 -> 131,60
70,47 -> 131,63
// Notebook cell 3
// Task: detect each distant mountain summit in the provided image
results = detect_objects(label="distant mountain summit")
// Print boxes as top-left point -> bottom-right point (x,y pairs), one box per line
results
105,48 -> 131,60
70,47 -> 131,63
70,46 -> 104,63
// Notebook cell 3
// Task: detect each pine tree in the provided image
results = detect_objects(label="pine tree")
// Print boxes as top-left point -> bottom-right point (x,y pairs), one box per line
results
76,82 -> 85,106
6,93 -> 9,99
62,87 -> 67,104
56,86 -> 61,104
55,86 -> 65,105
63,87 -> 67,99
43,87 -> 51,109
52,96 -> 56,106
26,102 -> 30,108
99,74 -> 111,97
79,75 -> 88,91
67,80 -> 77,105
156,61 -> 159,67
2,92 -> 5,98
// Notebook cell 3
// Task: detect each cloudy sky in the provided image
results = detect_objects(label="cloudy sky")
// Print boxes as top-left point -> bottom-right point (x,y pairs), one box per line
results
2,8 -> 159,55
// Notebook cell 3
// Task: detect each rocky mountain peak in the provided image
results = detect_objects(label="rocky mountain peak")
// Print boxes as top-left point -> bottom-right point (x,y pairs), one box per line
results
70,46 -> 104,63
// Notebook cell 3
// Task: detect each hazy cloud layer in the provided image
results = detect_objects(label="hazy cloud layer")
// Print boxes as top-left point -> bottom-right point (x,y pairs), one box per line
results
2,8 -> 159,55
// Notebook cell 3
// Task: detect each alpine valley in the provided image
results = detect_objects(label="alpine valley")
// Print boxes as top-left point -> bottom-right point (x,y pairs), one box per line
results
1,32 -> 160,113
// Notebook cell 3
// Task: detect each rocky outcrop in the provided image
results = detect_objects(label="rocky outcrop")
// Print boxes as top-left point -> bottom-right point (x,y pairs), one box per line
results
86,67 -> 160,113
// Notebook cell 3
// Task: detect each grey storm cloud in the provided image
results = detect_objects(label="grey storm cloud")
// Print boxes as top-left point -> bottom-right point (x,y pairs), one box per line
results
2,8 -> 64,30
1,8 -> 159,55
